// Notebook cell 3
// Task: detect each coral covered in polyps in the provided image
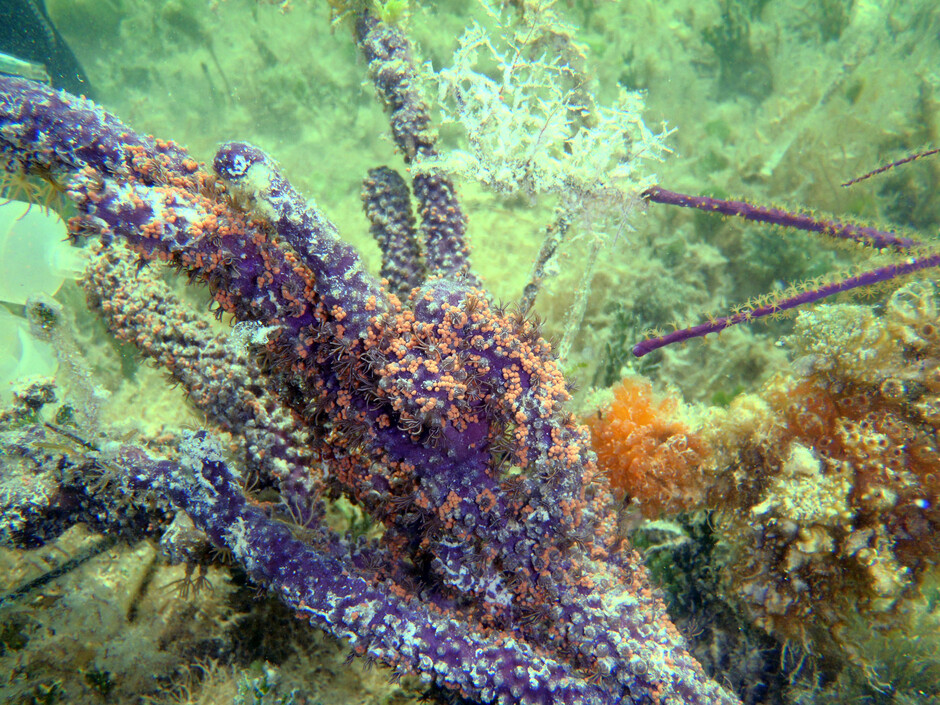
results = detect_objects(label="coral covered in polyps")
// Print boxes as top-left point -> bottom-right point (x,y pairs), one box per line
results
708,281 -> 940,655
0,8 -> 741,701
585,377 -> 711,518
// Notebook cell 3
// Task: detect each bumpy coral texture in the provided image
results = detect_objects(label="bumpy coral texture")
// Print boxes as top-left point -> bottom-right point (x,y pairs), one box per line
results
586,377 -> 710,518
710,282 -> 940,658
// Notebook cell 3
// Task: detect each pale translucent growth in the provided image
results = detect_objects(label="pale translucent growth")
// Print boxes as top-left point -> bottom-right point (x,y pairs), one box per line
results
0,200 -> 86,305
26,295 -> 110,426
0,307 -> 57,405
885,280 -> 940,350
418,2 -> 669,239
860,525 -> 912,606
224,517 -> 255,566
226,157 -> 278,220
229,320 -> 280,352
787,304 -> 901,384
179,430 -> 227,498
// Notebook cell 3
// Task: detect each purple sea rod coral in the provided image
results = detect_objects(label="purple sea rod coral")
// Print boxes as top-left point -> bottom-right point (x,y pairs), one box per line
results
634,185 -> 940,357
0,12 -> 739,705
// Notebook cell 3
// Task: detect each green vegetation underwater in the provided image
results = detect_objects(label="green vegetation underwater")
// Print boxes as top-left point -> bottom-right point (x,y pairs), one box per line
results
2,0 -> 940,703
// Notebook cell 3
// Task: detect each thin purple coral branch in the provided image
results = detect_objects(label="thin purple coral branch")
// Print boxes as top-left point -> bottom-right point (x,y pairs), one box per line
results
633,253 -> 940,357
841,147 -> 940,187
643,185 -> 919,250
633,186 -> 936,357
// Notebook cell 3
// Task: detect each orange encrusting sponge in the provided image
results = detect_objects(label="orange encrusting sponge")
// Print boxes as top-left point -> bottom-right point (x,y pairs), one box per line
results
586,377 -> 710,518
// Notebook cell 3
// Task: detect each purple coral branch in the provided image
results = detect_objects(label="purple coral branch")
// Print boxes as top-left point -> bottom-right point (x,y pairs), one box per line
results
361,166 -> 426,296
0,16 -> 741,701
213,140 -> 390,342
841,147 -> 940,187
643,185 -> 918,250
633,253 -> 940,357
356,13 -> 475,282
633,186 -> 936,357
117,436 -> 615,705
82,247 -> 322,496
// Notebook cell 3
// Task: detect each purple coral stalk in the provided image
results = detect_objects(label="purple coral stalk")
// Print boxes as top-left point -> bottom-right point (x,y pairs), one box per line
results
213,140 -> 390,343
361,166 -> 426,296
0,29 -> 741,704
117,436 -> 615,705
83,247 -> 321,497
841,147 -> 940,187
356,13 -> 475,282
634,186 -> 935,357
643,185 -> 918,250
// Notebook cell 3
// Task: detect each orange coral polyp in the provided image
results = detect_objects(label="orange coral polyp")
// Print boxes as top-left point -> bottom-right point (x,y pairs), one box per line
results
585,377 -> 710,518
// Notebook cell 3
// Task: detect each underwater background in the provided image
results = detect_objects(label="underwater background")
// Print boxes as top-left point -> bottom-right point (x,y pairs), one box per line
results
2,0 -> 940,703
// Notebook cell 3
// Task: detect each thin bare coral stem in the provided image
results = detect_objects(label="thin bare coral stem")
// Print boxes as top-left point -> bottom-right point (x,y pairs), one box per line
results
841,147 -> 940,187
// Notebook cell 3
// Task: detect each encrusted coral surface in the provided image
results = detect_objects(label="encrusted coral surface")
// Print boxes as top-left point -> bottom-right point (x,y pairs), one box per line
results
3,0 -> 940,703
707,282 -> 940,650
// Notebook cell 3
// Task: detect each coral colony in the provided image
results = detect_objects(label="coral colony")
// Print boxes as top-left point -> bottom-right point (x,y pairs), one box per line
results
2,5 -> 934,705
0,11 -> 741,705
